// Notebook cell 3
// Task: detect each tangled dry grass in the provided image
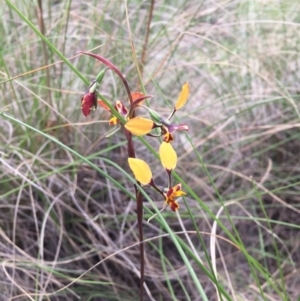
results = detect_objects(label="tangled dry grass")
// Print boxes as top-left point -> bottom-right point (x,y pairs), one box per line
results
1,0 -> 300,300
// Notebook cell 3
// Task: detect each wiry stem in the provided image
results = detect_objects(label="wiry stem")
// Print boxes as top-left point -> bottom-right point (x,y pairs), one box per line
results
140,0 -> 155,79
79,51 -> 133,104
36,0 -> 52,107
81,51 -> 145,300
125,127 -> 144,301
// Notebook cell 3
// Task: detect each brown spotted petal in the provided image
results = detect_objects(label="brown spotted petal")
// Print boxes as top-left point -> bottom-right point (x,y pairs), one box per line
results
165,183 -> 186,211
161,123 -> 189,143
115,100 -> 128,117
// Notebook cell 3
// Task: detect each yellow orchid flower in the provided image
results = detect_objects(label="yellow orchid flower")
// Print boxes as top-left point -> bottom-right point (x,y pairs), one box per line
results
175,82 -> 189,111
159,142 -> 177,170
164,183 -> 186,211
124,117 -> 154,136
128,158 -> 152,185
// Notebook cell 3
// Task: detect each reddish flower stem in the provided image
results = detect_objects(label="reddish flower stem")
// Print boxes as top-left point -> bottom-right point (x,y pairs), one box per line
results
79,52 -> 133,105
125,123 -> 144,301
149,179 -> 165,198
81,52 -> 145,300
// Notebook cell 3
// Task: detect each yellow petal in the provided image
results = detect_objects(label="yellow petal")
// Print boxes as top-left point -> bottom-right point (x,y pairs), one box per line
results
109,116 -> 119,125
124,117 -> 154,136
159,142 -> 177,170
173,190 -> 186,197
128,158 -> 152,185
175,83 -> 189,110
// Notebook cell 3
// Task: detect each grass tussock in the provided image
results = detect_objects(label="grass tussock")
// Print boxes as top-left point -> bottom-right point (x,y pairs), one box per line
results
1,0 -> 300,300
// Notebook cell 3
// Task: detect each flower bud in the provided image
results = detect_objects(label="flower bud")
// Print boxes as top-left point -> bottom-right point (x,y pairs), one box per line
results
81,81 -> 98,117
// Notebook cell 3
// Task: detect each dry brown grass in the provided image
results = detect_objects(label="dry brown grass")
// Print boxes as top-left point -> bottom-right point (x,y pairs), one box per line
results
1,0 -> 300,300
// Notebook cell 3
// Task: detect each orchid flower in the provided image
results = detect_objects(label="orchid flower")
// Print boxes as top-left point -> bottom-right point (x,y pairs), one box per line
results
124,83 -> 190,142
128,142 -> 186,212
79,52 -> 190,300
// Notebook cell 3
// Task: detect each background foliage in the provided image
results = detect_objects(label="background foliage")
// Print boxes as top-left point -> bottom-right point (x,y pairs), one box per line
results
1,0 -> 300,300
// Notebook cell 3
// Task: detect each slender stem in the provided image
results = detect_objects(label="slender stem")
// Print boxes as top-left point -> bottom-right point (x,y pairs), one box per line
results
128,95 -> 153,119
136,188 -> 144,301
167,170 -> 172,189
79,52 -> 133,104
167,109 -> 176,120
149,179 -> 165,198
58,0 -> 72,91
36,0 -> 52,107
125,122 -> 145,301
140,0 -> 155,79
82,51 -> 145,300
